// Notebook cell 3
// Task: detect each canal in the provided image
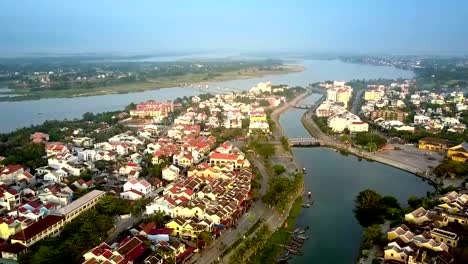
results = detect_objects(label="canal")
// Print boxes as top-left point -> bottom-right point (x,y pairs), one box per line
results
279,95 -> 435,264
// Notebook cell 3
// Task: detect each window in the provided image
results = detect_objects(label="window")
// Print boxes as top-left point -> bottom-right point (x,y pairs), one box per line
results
391,253 -> 394,257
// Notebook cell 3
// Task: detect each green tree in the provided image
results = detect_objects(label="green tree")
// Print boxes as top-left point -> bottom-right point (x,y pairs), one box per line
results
362,224 -> 383,249
198,231 -> 214,244
354,189 -> 385,227
272,164 -> 286,175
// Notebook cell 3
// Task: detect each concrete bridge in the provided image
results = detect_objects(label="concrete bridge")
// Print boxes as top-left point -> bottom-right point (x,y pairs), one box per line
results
288,137 -> 321,147
292,104 -> 314,109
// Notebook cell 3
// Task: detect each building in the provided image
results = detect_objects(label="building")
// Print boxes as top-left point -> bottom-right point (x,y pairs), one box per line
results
364,88 -> 385,101
209,152 -> 250,169
326,86 -> 352,108
10,215 -> 65,247
130,101 -> 174,119
430,228 -> 459,247
418,137 -> 453,153
162,165 -> 180,182
123,179 -> 153,196
250,82 -> 272,94
56,190 -> 106,223
370,110 -> 408,122
447,142 -> 468,162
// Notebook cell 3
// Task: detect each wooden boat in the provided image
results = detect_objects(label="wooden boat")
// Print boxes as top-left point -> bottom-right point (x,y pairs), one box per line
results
290,240 -> 303,247
293,237 -> 305,243
288,248 -> 303,255
295,229 -> 305,235
297,235 -> 309,240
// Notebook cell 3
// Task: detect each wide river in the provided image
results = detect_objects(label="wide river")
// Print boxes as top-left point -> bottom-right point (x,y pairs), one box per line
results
0,59 -> 414,133
279,94 -> 434,264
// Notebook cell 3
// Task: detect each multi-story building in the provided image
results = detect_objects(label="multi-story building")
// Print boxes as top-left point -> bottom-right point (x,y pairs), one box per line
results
130,101 -> 174,118
364,88 -> 385,101
56,190 -> 106,223
10,215 -> 65,247
371,110 -> 408,122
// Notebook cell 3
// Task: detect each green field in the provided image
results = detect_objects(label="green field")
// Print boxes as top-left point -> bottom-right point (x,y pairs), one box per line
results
1,65 -> 303,101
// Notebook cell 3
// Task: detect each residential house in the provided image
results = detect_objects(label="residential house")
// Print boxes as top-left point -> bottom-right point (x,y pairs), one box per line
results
123,179 -> 153,196
162,165 -> 180,182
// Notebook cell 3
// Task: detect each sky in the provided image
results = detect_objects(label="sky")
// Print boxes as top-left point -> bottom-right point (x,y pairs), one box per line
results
1,0 -> 468,56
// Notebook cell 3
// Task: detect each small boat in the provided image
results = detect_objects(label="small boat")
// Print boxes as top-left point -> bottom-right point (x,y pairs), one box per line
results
277,255 -> 292,262
288,249 -> 303,255
302,167 -> 306,173
293,228 -> 300,234
291,239 -> 303,245
302,203 -> 310,208
293,236 -> 305,242
294,229 -> 305,235
297,235 -> 309,240
307,191 -> 312,199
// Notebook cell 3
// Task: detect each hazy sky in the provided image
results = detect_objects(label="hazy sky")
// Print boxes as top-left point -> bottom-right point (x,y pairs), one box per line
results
1,0 -> 467,55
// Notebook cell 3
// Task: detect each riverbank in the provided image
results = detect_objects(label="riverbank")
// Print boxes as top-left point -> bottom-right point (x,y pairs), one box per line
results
0,65 -> 304,102
299,109 -> 447,188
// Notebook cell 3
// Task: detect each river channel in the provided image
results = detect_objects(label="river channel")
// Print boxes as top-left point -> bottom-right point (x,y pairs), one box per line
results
279,95 -> 434,264
0,58 -> 413,133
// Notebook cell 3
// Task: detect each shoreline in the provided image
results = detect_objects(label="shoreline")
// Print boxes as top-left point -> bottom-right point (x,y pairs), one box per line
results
298,107 -> 442,188
0,65 -> 305,102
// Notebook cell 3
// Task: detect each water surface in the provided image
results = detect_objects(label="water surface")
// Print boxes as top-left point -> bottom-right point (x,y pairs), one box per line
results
279,96 -> 434,264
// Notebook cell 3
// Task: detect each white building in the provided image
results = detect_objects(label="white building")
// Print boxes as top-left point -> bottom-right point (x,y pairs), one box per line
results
162,165 -> 180,182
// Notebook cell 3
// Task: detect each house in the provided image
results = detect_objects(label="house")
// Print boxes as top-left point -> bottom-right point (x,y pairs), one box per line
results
209,152 -> 250,169
405,207 -> 432,225
72,179 -> 95,190
418,137 -> 454,153
0,242 -> 27,260
123,179 -> 153,196
387,224 -> 414,243
384,242 -> 413,263
162,165 -> 180,182
46,144 -> 69,157
72,137 -> 94,147
0,218 -> 22,240
447,142 -> 468,162
120,189 -> 145,200
30,132 -> 49,143
146,197 -> 176,217
0,189 -> 21,211
0,165 -> 26,184
116,236 -> 148,262
429,228 -> 458,247
83,242 -> 124,264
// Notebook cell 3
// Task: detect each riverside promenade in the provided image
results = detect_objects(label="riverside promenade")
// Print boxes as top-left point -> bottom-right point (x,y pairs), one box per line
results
191,93 -> 308,264
300,109 -> 455,187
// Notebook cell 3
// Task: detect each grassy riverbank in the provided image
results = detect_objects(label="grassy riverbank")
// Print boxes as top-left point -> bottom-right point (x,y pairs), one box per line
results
0,65 -> 303,102
250,196 -> 304,264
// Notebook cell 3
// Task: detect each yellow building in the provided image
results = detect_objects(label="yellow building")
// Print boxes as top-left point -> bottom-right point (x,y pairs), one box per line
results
0,220 -> 21,240
447,142 -> 468,162
430,228 -> 459,247
418,137 -> 452,153
249,115 -> 267,122
364,89 -> 384,101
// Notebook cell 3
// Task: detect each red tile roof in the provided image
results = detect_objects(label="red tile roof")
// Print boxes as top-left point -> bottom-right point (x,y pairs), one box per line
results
210,152 -> 239,161
10,215 -> 64,241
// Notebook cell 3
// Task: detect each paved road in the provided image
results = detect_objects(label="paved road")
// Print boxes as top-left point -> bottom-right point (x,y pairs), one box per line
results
351,89 -> 365,114
191,94 -> 309,264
